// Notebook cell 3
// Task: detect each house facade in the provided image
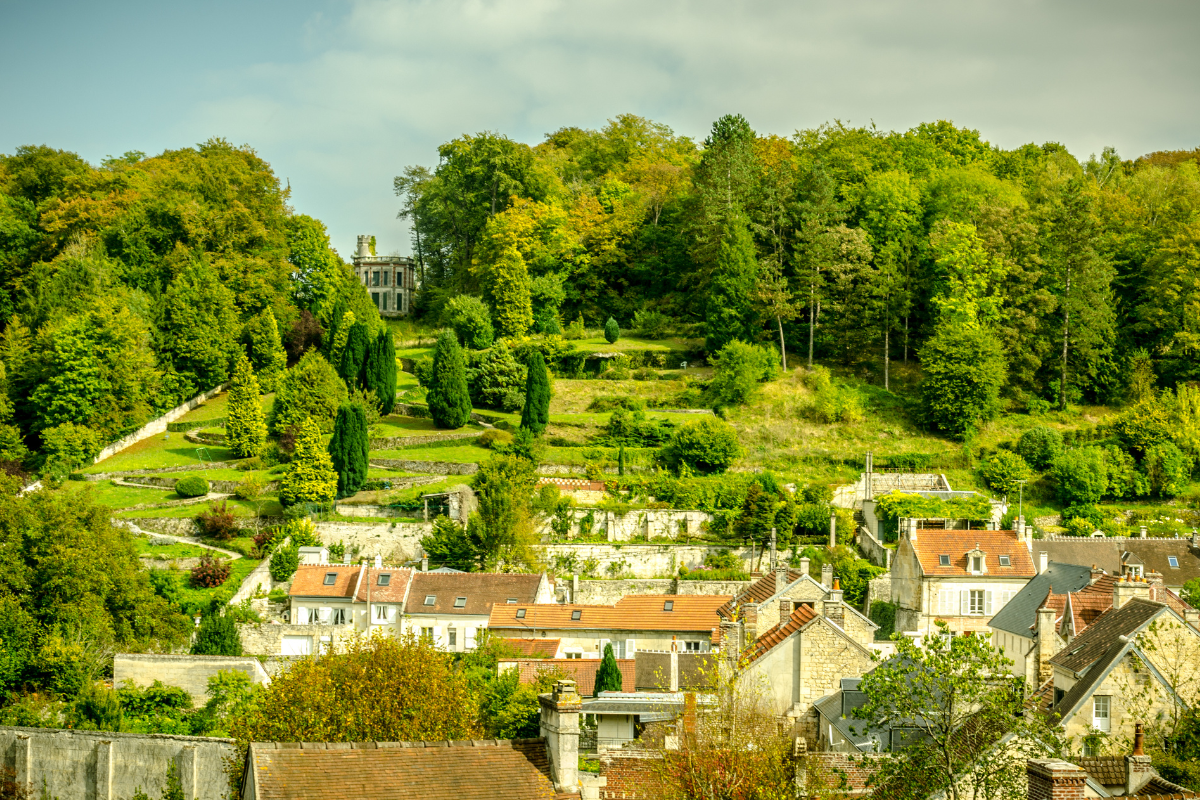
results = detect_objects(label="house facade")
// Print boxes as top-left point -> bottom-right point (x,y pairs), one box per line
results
891,525 -> 1036,635
401,572 -> 554,652
352,234 -> 418,317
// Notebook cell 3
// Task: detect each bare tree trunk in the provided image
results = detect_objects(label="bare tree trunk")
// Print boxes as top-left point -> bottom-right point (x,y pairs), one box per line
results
808,284 -> 816,368
903,316 -> 909,362
1060,267 -> 1072,410
884,323 -> 890,392
777,316 -> 787,371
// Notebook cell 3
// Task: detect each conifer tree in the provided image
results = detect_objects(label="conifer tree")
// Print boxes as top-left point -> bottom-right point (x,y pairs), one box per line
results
594,643 -> 623,696
604,317 -> 620,344
243,309 -> 287,392
225,355 -> 266,458
520,351 -> 551,435
364,330 -> 397,415
490,245 -> 533,339
328,310 -> 355,365
427,331 -> 472,429
706,215 -> 759,352
328,401 -> 369,497
279,417 -> 338,508
339,321 -> 370,386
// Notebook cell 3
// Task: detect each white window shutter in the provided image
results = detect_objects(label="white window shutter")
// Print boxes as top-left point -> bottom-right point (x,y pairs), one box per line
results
297,606 -> 309,624
319,606 -> 332,623
960,590 -> 969,615
625,639 -> 636,658
985,591 -> 993,615
387,605 -> 397,622
433,625 -> 443,646
466,626 -> 477,649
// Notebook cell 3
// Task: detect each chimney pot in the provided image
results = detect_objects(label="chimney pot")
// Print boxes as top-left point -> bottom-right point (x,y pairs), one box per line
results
820,563 -> 833,588
799,557 -> 810,576
374,554 -> 382,569
1039,551 -> 1048,574
1133,723 -> 1144,756
420,555 -> 428,572
1139,525 -> 1148,539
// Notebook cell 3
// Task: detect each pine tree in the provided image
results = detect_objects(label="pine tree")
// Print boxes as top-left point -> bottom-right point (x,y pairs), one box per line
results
328,401 -> 369,497
329,310 -> 355,365
322,298 -> 348,358
604,317 -> 620,344
427,330 -> 472,429
243,309 -> 288,392
490,245 -> 533,339
279,417 -> 338,508
339,321 -> 370,387
706,215 -> 759,352
618,445 -> 626,476
594,642 -> 623,696
225,355 -> 266,458
520,351 -> 551,435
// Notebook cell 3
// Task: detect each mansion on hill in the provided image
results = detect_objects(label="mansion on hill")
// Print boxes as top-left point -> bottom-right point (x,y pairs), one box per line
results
353,234 -> 418,317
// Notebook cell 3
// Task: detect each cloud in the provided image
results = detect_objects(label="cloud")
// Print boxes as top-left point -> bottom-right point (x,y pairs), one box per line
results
185,0 -> 1200,254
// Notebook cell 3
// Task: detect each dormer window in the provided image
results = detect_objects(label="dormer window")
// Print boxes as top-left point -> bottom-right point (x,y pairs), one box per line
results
999,555 -> 1010,567
454,597 -> 466,608
424,595 -> 436,606
571,610 -> 582,620
966,545 -> 987,575
1126,565 -> 1143,578
323,572 -> 337,585
1168,556 -> 1179,569
507,598 -> 518,603
377,574 -> 391,586
939,555 -> 951,567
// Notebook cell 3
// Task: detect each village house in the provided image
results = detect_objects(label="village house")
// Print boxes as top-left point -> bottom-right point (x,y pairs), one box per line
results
890,525 -> 1037,635
351,234 -> 418,317
487,594 -> 732,658
989,554 -> 1194,687
1025,729 -> 1199,800
1036,530 -> 1200,593
401,571 -> 554,652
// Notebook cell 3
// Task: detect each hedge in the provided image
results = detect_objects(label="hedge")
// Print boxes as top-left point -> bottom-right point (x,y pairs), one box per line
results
175,476 -> 211,497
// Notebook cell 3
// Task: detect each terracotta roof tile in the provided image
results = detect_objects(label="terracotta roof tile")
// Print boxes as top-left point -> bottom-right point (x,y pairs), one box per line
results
289,565 -> 361,599
1075,756 -> 1125,786
247,739 -> 556,800
1135,775 -> 1200,798
912,530 -> 1036,577
502,658 -> 636,695
717,569 -> 806,620
488,595 -> 730,637
498,638 -> 560,658
408,572 -> 544,616
354,567 -> 414,604
743,605 -> 817,663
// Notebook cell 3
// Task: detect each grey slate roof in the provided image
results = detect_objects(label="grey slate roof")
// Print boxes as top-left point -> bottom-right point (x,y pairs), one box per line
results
1050,639 -> 1131,725
1036,538 -> 1200,586
1048,598 -> 1164,674
988,562 -> 1093,637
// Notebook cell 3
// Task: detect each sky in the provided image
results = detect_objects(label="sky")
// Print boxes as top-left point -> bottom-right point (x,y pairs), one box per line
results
2,0 -> 1198,258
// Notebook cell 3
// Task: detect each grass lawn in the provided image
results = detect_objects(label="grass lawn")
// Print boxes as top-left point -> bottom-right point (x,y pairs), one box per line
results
373,415 -> 486,438
86,433 -> 240,474
549,377 -> 694,414
376,476 -> 468,506
172,392 -> 274,427
153,555 -> 262,615
81,480 -> 180,508
569,336 -> 701,354
372,444 -> 487,464
118,495 -> 284,520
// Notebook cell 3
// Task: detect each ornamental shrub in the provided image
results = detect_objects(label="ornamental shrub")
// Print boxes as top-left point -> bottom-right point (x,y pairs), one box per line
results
328,402 -> 369,497
269,545 -> 300,582
1017,426 -> 1064,470
919,324 -> 1006,439
594,643 -> 622,696
468,340 -> 526,412
1051,447 -> 1108,506
191,613 -> 242,656
196,500 -> 237,539
980,450 -> 1031,497
270,351 -> 348,434
190,554 -> 231,588
659,417 -> 741,475
489,246 -> 533,339
708,340 -> 778,407
226,355 -> 267,458
603,317 -> 619,344
520,351 -> 551,435
242,308 -> 287,392
278,417 -> 338,508
339,322 -> 371,387
446,295 -> 494,350
479,429 -> 514,449
175,476 -> 210,498
428,331 -> 472,429
364,330 -> 398,415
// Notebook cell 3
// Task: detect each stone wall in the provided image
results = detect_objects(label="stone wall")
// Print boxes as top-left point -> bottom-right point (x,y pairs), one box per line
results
312,520 -> 430,563
121,475 -> 277,494
561,578 -> 751,604
862,574 -> 892,618
0,725 -> 235,800
541,544 -> 755,579
113,654 -> 271,705
93,385 -> 227,465
369,458 -> 479,475
598,750 -> 662,799
855,525 -> 891,569
369,432 -> 480,449
538,509 -> 712,542
237,622 -> 362,656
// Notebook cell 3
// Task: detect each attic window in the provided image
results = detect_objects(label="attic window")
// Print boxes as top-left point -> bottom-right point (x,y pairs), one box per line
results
378,574 -> 391,586
664,601 -> 674,611
939,555 -> 951,567
999,556 -> 1011,567
971,556 -> 984,573
571,610 -> 582,621
454,597 -> 467,608
507,598 -> 518,604
424,595 -> 436,606
516,609 -> 526,618
1169,556 -> 1179,569
323,572 -> 337,585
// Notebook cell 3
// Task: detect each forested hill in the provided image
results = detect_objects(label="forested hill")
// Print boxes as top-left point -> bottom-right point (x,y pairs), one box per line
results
398,115 -> 1200,410
0,139 -> 380,471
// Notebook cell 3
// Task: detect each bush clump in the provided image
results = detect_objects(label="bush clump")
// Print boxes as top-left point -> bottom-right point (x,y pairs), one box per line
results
658,417 -> 741,475
980,449 -> 1032,497
446,295 -> 494,350
1017,426 -> 1064,470
190,553 -> 232,588
196,500 -> 238,540
269,545 -> 300,582
604,317 -> 620,344
175,476 -> 210,497
632,308 -> 670,339
479,429 -> 514,449
191,613 -> 242,656
708,340 -> 778,407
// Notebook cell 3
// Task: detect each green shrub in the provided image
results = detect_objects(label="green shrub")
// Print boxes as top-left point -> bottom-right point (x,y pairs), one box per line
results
1051,447 -> 1108,506
269,546 -> 300,582
919,324 -> 1006,439
980,450 -> 1031,497
1062,503 -> 1104,530
412,356 -> 434,388
708,340 -> 778,407
235,476 -> 265,501
868,601 -> 896,641
520,351 -> 551,435
1064,516 -> 1096,537
1017,426 -> 1063,470
328,402 -> 370,497
191,614 -> 242,656
175,476 -> 210,498
269,351 -> 348,434
632,367 -> 657,381
428,331 -> 472,429
803,366 -> 865,424
603,317 -> 620,344
446,295 -> 495,350
479,429 -> 514,449
659,417 -> 741,475
632,308 -> 670,339
1144,443 -> 1193,497
564,314 -> 586,340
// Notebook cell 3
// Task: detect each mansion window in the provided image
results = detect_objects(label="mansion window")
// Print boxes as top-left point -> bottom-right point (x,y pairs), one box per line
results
372,271 -> 380,287
382,271 -> 389,286
968,590 -> 986,615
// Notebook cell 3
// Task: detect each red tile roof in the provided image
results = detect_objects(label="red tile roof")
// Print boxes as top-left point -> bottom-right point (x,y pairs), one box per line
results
408,572 -> 545,616
354,567 -> 414,604
502,658 -> 636,695
498,638 -> 561,658
911,530 -> 1037,577
743,604 -> 818,663
245,739 -> 556,800
289,565 -> 360,599
489,595 -> 730,636
717,569 -> 807,620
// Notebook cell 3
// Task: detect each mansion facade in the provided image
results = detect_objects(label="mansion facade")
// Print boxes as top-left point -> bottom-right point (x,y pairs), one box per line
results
353,234 -> 418,316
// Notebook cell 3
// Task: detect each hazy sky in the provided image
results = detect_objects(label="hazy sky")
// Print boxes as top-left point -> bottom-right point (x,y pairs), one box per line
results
2,0 -> 1198,258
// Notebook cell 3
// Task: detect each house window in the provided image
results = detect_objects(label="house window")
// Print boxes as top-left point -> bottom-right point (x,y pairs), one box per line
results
378,574 -> 391,586
1127,565 -> 1143,578
421,627 -> 434,642
507,598 -> 517,604
424,595 -> 436,606
448,628 -> 457,647
516,608 -> 526,618
382,271 -> 389,286
969,590 -> 986,615
971,556 -> 983,574
939,555 -> 951,567
454,597 -> 467,608
1169,556 -> 1179,568
565,652 -> 582,659
571,610 -> 582,621
372,271 -> 380,287
684,641 -> 701,652
663,601 -> 674,611
1093,695 -> 1110,732
374,605 -> 390,622
332,608 -> 347,625
323,572 -> 337,585
999,555 -> 1011,567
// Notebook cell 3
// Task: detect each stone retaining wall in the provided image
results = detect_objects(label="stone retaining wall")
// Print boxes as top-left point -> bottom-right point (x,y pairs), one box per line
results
369,458 -> 479,475
93,384 -> 227,465
855,525 -> 892,569
123,475 -> 278,494
82,460 -> 244,479
113,653 -> 271,705
238,622 -> 360,656
542,543 -> 755,579
312,520 -> 431,563
560,578 -> 750,604
370,431 -> 480,449
0,725 -> 235,800
539,509 -> 712,542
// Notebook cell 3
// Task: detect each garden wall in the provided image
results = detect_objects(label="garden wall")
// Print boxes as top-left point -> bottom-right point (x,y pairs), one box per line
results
312,520 -> 431,563
93,384 -> 227,465
855,525 -> 891,569
113,653 -> 271,705
0,725 -> 235,800
537,508 -> 712,542
541,543 -> 755,579
560,578 -> 750,604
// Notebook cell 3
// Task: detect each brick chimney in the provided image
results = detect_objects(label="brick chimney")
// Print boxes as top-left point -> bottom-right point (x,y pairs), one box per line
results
539,680 -> 582,793
780,598 -> 793,620
720,620 -> 743,665
1027,759 -> 1087,800
799,557 -> 811,577
1125,723 -> 1155,795
742,603 -> 759,642
821,563 -> 833,589
1113,575 -> 1151,609
1039,551 -> 1049,575
1036,606 -> 1058,685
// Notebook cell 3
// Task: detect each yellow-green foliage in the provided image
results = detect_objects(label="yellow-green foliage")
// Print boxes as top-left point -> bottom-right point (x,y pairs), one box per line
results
278,417 -> 337,507
225,356 -> 266,458
488,245 -> 533,339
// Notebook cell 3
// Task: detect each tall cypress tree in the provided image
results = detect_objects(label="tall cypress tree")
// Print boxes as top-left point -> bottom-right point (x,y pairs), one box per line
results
226,355 -> 266,458
428,330 -> 472,429
594,643 -> 623,696
328,401 -> 369,496
364,330 -> 398,416
706,214 -> 759,352
340,322 -> 370,386
520,350 -> 551,435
